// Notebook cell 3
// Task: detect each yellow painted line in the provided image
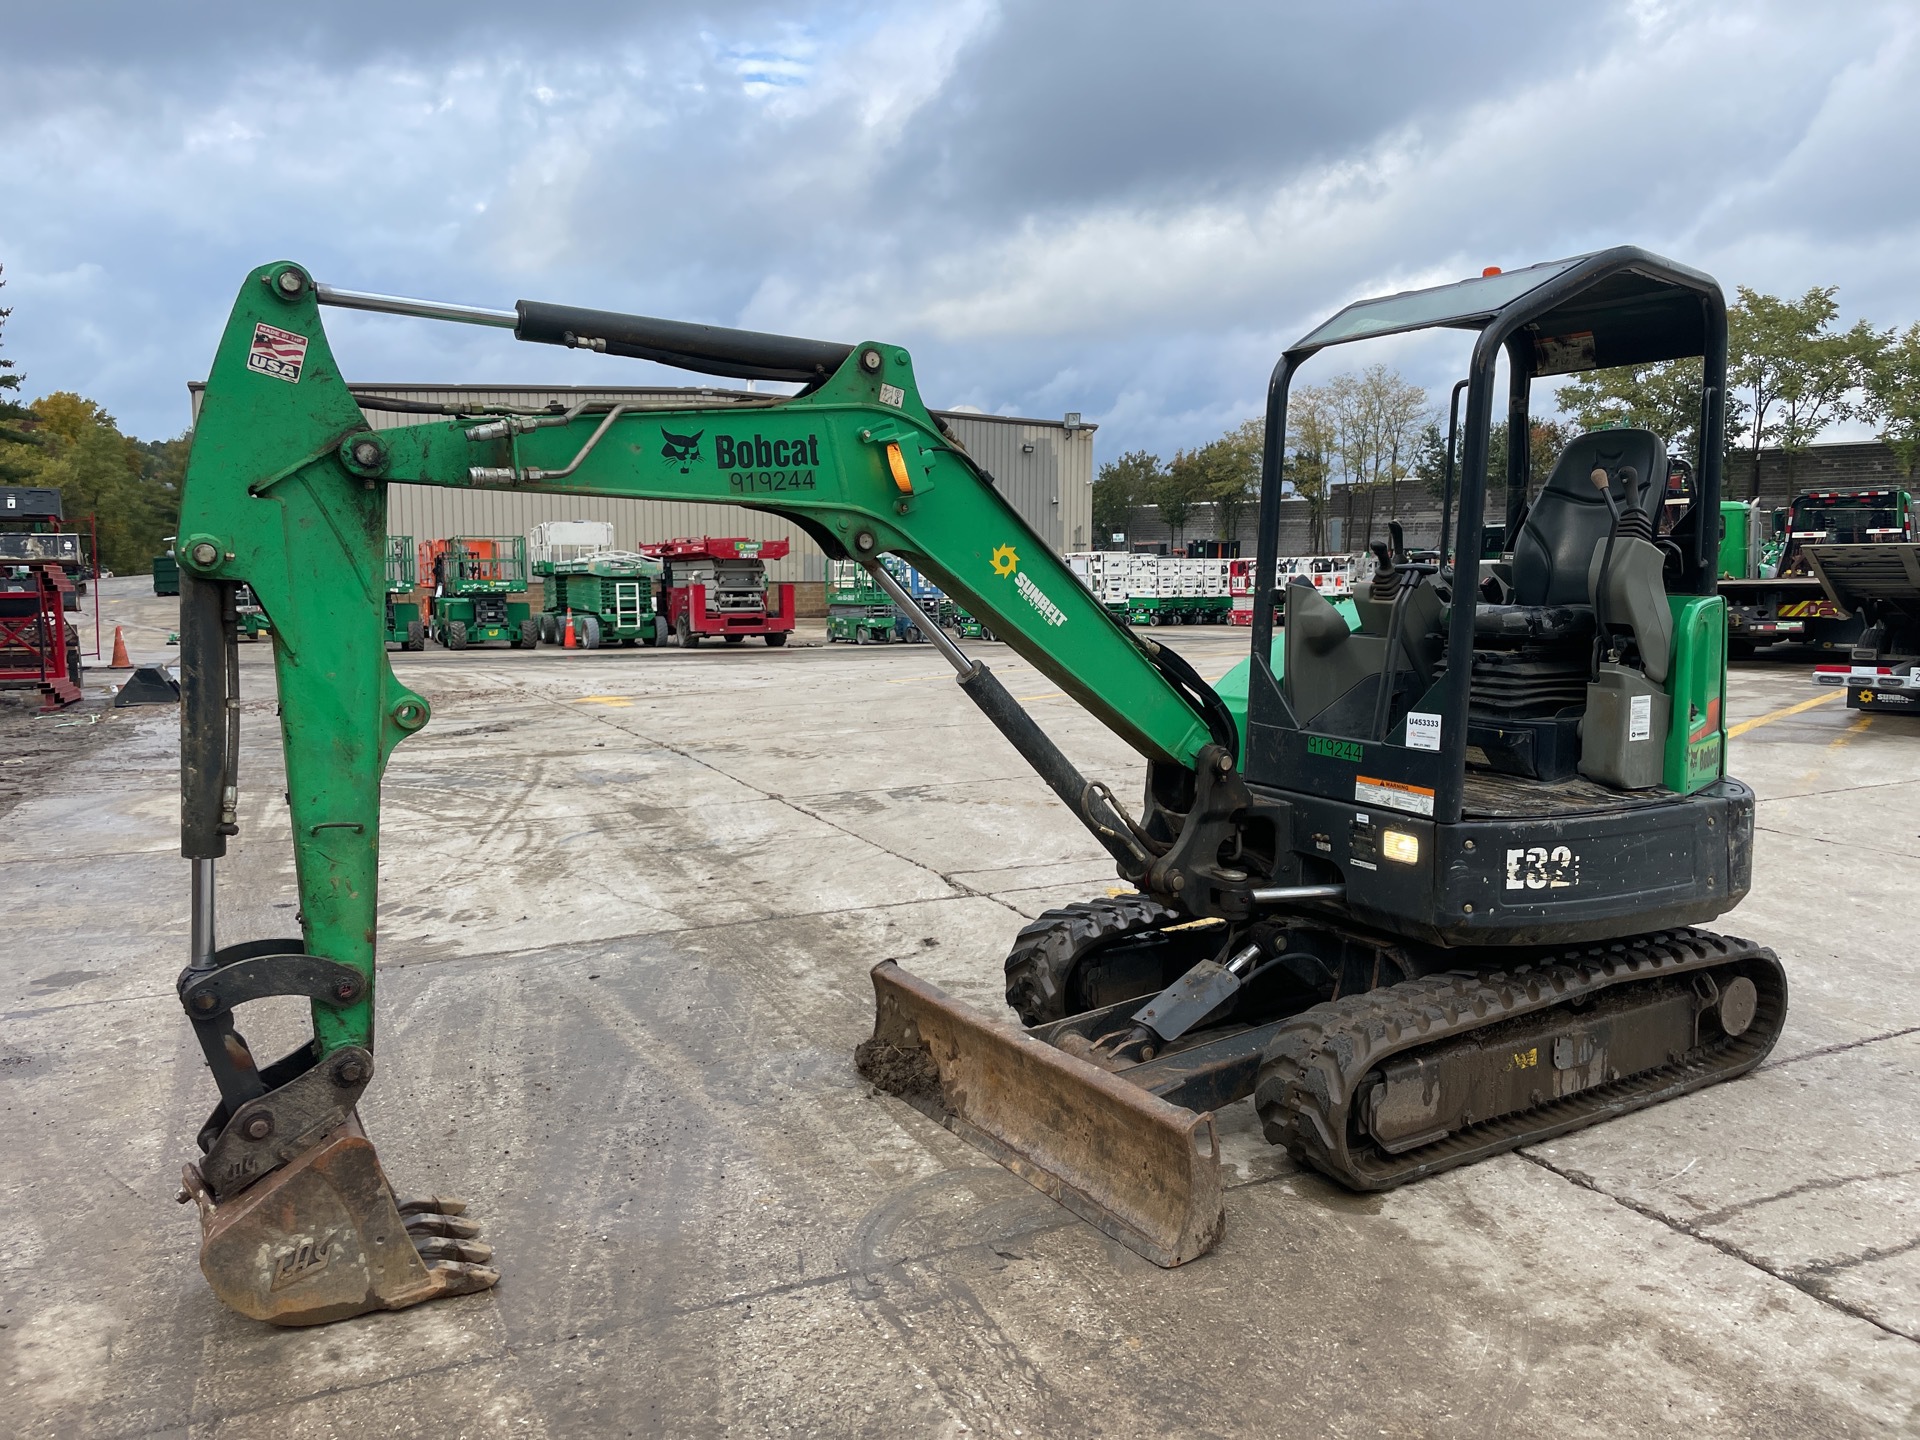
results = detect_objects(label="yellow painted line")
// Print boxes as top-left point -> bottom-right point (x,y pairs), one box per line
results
1828,713 -> 1873,748
572,696 -> 634,707
1725,690 -> 1838,738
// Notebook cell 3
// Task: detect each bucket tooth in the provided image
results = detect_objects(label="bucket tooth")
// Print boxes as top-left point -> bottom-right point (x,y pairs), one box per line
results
184,1117 -> 498,1326
859,960 -> 1224,1267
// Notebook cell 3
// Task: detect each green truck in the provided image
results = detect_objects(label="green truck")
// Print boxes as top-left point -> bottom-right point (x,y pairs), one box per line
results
423,535 -> 536,649
1719,490 -> 1913,654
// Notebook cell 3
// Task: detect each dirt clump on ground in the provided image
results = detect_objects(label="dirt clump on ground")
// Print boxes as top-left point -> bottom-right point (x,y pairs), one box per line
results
854,1037 -> 943,1105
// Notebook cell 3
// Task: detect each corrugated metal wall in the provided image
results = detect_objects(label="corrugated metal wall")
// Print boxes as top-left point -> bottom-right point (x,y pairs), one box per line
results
351,386 -> 1095,581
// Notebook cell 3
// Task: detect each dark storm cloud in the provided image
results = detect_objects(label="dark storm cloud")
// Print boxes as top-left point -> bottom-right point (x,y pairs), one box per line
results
881,3 -> 1609,213
1,0 -> 1915,461
1,1 -> 800,67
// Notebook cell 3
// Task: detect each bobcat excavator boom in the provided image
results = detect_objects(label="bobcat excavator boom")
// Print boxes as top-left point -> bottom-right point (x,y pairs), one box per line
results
175,263 -> 1239,1322
176,251 -> 1783,1325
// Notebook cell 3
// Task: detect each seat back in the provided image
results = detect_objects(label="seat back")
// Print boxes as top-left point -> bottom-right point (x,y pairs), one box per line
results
1511,429 -> 1666,606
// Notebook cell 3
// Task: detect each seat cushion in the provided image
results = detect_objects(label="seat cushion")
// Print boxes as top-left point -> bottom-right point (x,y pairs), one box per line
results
1511,429 -> 1666,607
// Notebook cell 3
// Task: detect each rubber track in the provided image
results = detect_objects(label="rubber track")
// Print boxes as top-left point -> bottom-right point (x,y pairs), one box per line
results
1253,928 -> 1787,1191
1003,895 -> 1187,1026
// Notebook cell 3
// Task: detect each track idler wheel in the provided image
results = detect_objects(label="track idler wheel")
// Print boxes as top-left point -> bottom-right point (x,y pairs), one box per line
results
180,1116 -> 498,1326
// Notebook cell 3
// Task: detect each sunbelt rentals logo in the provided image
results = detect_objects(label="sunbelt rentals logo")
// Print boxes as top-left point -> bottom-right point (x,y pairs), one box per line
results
992,544 -> 1067,628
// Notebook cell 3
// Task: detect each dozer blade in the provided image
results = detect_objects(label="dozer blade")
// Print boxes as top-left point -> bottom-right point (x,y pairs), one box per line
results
858,960 -> 1224,1267
181,1117 -> 498,1326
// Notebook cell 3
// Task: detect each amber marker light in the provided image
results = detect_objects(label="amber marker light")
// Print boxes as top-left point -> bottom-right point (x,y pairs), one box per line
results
1382,830 -> 1421,865
886,443 -> 913,493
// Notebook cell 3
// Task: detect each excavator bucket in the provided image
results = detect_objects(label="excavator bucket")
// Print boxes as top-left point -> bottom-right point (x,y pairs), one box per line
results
180,1117 -> 498,1326
858,961 -> 1224,1267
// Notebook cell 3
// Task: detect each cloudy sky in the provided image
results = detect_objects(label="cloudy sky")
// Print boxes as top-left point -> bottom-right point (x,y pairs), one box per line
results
4,1 -> 1917,453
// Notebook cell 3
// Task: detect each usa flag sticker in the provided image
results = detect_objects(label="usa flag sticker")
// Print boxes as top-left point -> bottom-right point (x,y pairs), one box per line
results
248,322 -> 309,383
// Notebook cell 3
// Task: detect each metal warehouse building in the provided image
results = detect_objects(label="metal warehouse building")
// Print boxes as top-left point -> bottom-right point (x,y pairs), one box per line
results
354,385 -> 1096,583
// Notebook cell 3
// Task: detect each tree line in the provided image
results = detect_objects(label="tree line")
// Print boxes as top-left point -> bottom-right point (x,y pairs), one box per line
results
0,265 -> 187,574
1098,282 -> 1920,553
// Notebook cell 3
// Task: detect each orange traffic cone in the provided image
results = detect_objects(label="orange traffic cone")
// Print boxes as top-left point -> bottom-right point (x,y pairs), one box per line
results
563,612 -> 577,649
110,625 -> 132,670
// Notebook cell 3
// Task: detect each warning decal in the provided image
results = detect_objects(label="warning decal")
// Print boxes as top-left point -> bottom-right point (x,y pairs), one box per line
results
1355,774 -> 1435,817
1533,329 -> 1596,375
248,322 -> 309,384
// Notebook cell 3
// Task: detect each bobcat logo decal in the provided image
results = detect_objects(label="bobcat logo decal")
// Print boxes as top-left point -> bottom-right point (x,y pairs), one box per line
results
660,429 -> 704,473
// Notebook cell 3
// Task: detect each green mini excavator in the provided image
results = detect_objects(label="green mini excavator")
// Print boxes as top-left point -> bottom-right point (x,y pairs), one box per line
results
174,249 -> 1783,1324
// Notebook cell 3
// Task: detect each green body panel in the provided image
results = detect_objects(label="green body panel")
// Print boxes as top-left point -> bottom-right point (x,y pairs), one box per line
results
431,595 -> 530,644
1717,501 -> 1756,580
1663,594 -> 1727,795
827,605 -> 895,642
176,263 -> 1212,1056
1211,599 -> 1360,761
384,598 -> 420,645
541,571 -> 660,639
1122,594 -> 1233,625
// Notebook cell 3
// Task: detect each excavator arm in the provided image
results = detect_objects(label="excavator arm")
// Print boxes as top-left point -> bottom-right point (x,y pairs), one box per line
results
174,263 -> 1239,1322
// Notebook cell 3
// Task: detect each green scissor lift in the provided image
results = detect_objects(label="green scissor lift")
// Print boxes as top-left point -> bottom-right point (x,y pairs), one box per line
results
426,535 -> 536,650
536,550 -> 667,648
826,559 -> 895,643
386,535 -> 424,650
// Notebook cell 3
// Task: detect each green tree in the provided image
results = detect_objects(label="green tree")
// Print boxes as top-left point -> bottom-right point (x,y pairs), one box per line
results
1865,323 -> 1920,477
1728,285 -> 1882,498
1092,449 -> 1163,546
1369,367 -> 1427,535
1169,417 -> 1264,545
1284,383 -> 1338,551
1152,453 -> 1211,548
1554,357 -> 1710,456
1482,416 -> 1577,524
0,265 -> 39,479
1413,419 -> 1449,499
3,392 -> 183,572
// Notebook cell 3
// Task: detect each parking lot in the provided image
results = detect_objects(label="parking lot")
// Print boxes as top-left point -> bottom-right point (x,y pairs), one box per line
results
3,576 -> 1917,1438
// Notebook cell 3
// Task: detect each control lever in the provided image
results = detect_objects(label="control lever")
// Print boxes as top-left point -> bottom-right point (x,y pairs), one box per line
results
1589,464 -> 1639,674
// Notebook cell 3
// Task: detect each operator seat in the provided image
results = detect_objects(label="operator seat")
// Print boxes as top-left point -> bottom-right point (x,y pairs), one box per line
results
1475,428 -> 1672,680
1510,429 -> 1665,606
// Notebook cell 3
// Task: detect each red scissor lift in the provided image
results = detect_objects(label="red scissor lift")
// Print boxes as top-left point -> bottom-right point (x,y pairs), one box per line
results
0,532 -> 84,710
644,537 -> 795,647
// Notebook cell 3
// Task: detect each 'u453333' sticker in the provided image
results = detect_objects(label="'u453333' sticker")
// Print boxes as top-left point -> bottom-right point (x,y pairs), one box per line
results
248,322 -> 308,383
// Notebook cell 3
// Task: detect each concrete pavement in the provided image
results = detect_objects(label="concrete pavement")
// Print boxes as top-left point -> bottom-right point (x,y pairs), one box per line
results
2,577 -> 1916,1437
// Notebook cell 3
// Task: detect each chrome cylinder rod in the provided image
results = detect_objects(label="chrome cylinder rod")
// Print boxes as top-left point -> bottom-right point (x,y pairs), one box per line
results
190,857 -> 217,968
1248,882 -> 1347,904
865,563 -> 972,675
315,284 -> 517,330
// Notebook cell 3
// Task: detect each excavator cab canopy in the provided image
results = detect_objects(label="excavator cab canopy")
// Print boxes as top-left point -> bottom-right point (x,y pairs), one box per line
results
1290,251 -> 1717,372
1245,247 -> 1731,836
